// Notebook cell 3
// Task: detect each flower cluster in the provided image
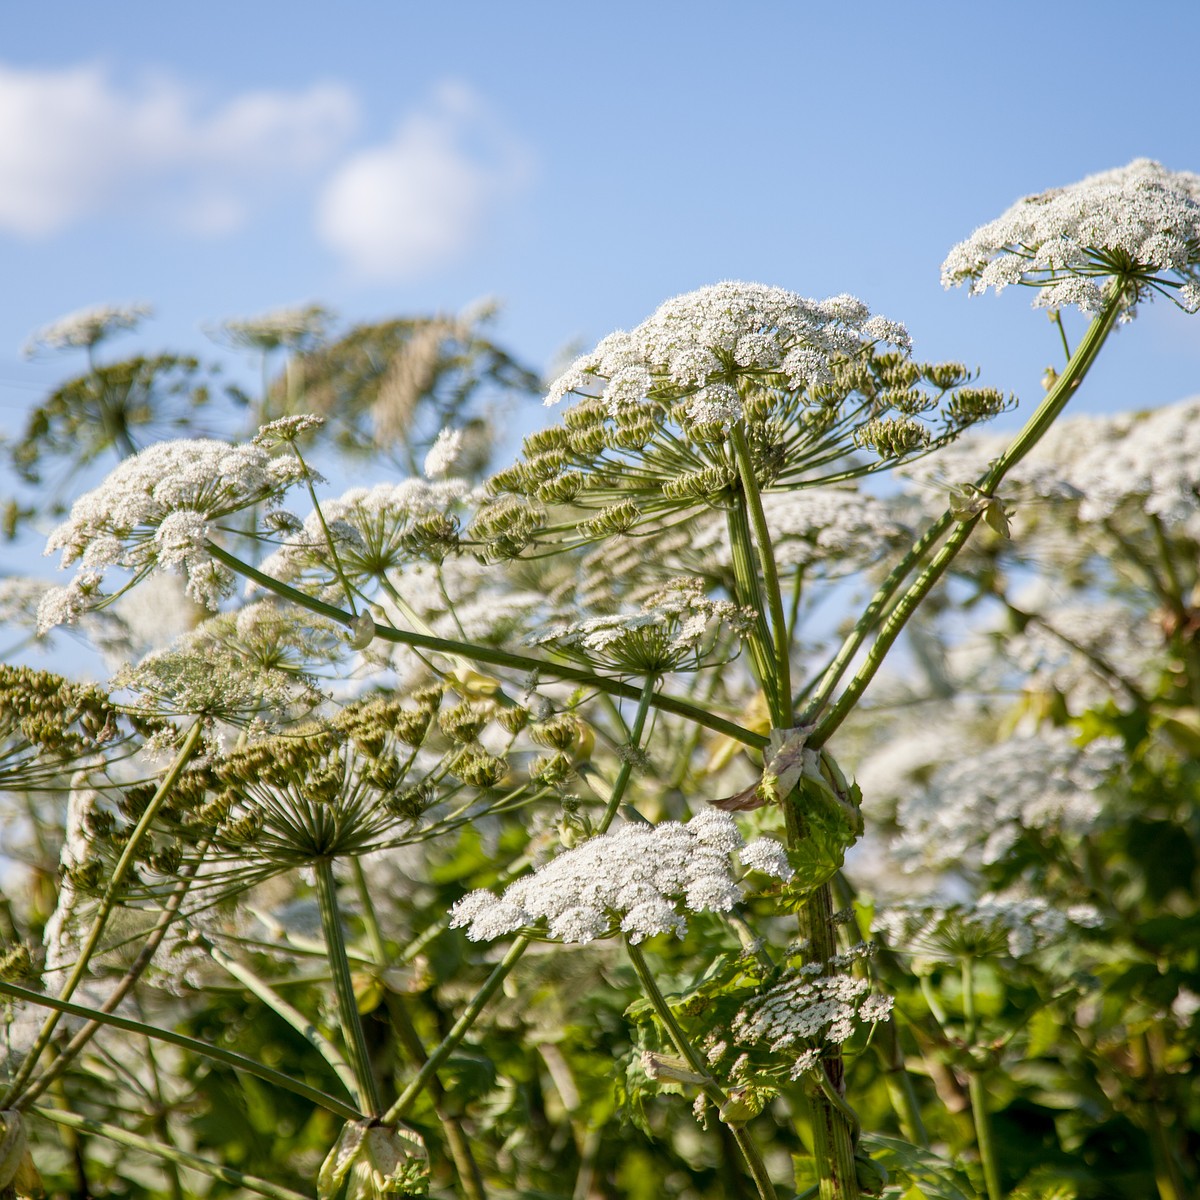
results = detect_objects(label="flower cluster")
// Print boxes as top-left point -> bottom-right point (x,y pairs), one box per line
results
729,957 -> 894,1079
893,729 -> 1123,874
253,414 -> 327,446
942,158 -> 1200,314
111,602 -> 341,729
874,895 -> 1104,965
1002,592 -> 1163,711
0,665 -> 156,790
257,477 -> 470,599
449,810 -> 792,945
40,435 -> 312,625
423,428 -> 463,478
547,282 -> 912,417
24,302 -> 152,355
97,690 -> 512,901
528,578 -> 756,673
907,396 -> 1200,535
212,304 -> 333,352
478,284 -> 1008,554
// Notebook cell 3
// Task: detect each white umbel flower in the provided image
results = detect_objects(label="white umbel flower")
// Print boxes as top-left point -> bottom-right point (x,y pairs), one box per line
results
25,302 -> 151,355
546,281 -> 910,419
41,436 -> 312,626
449,810 -> 792,945
942,159 -> 1200,314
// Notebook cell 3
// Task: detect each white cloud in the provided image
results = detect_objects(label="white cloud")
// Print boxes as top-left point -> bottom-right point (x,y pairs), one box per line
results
0,62 -> 358,237
316,81 -> 531,282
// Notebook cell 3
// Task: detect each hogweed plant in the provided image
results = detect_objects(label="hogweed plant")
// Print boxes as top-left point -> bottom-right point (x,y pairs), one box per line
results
1,158 -> 1199,1200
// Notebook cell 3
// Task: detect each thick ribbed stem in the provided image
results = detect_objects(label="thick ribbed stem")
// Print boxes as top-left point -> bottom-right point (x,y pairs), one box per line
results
314,859 -> 382,1115
798,883 -> 860,1200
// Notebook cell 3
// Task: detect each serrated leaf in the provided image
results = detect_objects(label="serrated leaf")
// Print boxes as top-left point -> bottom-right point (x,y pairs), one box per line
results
1027,1006 -> 1061,1059
780,774 -> 863,896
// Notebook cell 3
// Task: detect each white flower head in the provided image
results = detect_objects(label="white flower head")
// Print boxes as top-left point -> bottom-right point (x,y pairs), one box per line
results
875,894 -> 1104,966
892,729 -> 1123,875
943,159 -> 1200,314
449,810 -> 792,945
545,281 -> 910,420
528,578 -> 755,673
731,969 -> 893,1062
25,302 -> 152,356
40,438 -> 312,629
212,304 -> 333,352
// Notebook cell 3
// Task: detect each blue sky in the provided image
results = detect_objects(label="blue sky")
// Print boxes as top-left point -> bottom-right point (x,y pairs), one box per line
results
2,1 -> 1198,548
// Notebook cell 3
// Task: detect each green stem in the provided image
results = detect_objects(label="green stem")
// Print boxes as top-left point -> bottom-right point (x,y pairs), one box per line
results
598,674 -> 656,832
962,957 -> 1003,1200
206,540 -> 768,749
1050,309 -> 1072,361
1,720 -> 205,1107
291,441 -> 359,617
809,519 -> 976,748
801,288 -> 1124,739
314,858 -> 382,1115
787,566 -> 805,648
726,494 -> 783,722
0,979 -> 360,1119
347,861 -> 485,1200
385,994 -> 487,1200
1135,1030 -> 1188,1200
350,858 -> 390,965
140,1028 -> 186,1200
731,421 -> 794,717
797,513 -> 952,723
877,1016 -> 929,1148
34,1106 -> 312,1200
625,939 -> 777,1200
383,934 -> 530,1124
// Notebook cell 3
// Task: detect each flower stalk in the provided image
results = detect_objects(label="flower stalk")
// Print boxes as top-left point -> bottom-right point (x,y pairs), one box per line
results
625,938 -> 777,1200
962,955 -> 1003,1200
805,285 -> 1125,748
314,858 -> 383,1116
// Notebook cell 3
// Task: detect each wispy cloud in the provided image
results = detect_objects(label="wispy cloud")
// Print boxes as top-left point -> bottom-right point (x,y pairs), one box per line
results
0,62 -> 358,237
315,81 -> 532,282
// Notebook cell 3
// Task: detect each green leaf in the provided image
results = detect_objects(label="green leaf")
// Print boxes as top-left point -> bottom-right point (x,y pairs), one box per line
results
861,1134 -> 975,1200
779,772 -> 863,900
